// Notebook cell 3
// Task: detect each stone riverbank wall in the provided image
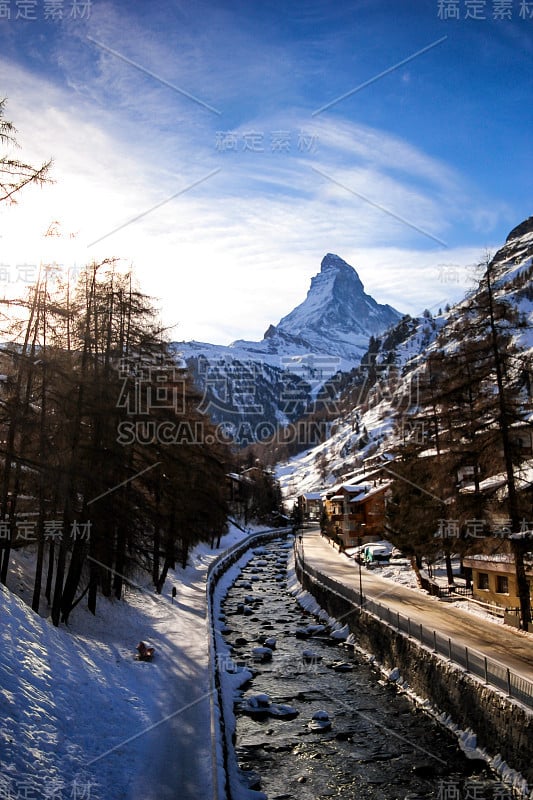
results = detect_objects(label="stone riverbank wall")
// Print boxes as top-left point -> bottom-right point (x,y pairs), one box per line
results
295,558 -> 533,787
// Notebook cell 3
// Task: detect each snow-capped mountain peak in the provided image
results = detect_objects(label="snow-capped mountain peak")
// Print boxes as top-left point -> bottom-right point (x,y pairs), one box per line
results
271,253 -> 401,359
277,217 -> 533,497
181,253 -> 402,370
176,253 -> 402,438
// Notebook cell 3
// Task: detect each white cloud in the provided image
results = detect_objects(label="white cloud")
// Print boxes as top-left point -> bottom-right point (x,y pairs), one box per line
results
0,52 -> 503,346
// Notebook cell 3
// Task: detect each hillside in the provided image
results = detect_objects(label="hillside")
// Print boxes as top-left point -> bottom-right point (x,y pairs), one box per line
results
278,218 -> 533,500
0,526 -> 256,799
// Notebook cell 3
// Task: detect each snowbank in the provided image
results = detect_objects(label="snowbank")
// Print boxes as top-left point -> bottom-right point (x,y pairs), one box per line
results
0,524 -> 273,799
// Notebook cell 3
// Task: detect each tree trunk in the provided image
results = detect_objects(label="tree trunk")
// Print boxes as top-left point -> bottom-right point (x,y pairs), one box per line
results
51,525 -> 68,626
113,523 -> 126,600
1,279 -> 41,584
31,520 -> 45,613
60,538 -> 87,623
32,290 -> 48,614
485,262 -> 531,628
156,557 -> 172,595
445,550 -> 454,586
45,541 -> 55,604
410,555 -> 423,588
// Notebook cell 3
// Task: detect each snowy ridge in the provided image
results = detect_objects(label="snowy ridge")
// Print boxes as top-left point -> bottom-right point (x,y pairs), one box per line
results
274,253 -> 400,355
175,254 -> 402,432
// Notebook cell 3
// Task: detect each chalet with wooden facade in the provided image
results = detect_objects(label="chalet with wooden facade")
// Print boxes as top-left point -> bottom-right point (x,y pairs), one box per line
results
323,471 -> 391,548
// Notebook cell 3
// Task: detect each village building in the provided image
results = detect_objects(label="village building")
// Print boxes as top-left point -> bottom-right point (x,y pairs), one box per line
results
297,492 -> 323,523
323,470 -> 391,548
462,552 -> 533,624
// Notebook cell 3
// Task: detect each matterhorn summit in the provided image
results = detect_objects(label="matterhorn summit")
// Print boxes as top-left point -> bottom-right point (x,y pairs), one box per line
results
179,252 -> 402,370
176,253 -> 402,432
268,253 -> 401,360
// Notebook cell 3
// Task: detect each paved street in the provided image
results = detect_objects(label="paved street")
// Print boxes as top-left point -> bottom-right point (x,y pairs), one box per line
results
300,528 -> 533,681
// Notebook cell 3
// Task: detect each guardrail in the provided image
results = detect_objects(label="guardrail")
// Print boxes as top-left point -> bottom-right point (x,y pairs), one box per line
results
457,597 -> 512,619
295,549 -> 533,711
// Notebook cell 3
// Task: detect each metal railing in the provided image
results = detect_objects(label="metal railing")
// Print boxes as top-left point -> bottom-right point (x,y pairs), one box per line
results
295,549 -> 533,711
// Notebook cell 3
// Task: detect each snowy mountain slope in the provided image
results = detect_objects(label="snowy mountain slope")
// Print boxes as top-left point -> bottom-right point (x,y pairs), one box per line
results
0,526 -> 258,800
271,253 -> 401,357
225,253 -> 401,365
176,254 -> 401,435
277,218 -> 533,499
0,577 -> 152,797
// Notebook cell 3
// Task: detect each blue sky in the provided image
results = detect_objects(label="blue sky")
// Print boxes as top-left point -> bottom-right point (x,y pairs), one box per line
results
0,0 -> 531,343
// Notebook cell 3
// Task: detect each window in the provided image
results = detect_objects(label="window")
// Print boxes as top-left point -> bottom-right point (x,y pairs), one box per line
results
477,572 -> 489,590
496,575 -> 509,594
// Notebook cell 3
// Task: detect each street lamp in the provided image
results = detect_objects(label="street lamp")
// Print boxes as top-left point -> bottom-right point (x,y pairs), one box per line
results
357,524 -> 366,606
357,544 -> 363,605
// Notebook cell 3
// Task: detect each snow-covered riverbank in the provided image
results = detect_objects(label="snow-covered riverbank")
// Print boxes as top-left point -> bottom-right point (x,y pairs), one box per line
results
1,524 -> 273,799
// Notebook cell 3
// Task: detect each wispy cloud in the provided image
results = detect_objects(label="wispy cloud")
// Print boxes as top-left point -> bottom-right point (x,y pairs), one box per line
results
85,35 -> 222,115
57,1 -> 299,127
0,26 -> 506,346
309,165 -> 448,247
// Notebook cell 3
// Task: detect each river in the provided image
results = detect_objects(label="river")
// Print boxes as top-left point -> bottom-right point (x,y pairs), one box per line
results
217,536 -> 510,800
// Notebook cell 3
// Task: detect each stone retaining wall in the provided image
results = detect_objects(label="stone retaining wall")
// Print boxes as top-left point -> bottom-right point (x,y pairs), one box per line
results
296,561 -> 533,785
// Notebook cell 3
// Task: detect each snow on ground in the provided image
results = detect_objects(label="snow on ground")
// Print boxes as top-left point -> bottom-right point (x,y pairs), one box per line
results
327,541 -> 508,627
377,558 -> 419,589
0,524 -> 273,800
450,600 -> 504,625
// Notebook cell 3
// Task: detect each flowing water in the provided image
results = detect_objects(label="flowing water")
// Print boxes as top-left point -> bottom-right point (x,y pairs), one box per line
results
218,538 -> 512,800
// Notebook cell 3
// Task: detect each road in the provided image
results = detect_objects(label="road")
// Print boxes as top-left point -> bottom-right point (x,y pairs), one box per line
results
299,527 -> 533,681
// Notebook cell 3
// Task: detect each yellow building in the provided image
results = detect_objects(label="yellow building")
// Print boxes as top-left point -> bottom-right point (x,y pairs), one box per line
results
462,553 -> 533,612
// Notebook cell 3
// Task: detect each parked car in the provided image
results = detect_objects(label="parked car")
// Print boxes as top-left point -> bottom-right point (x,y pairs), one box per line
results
390,547 -> 407,561
363,542 -> 393,565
